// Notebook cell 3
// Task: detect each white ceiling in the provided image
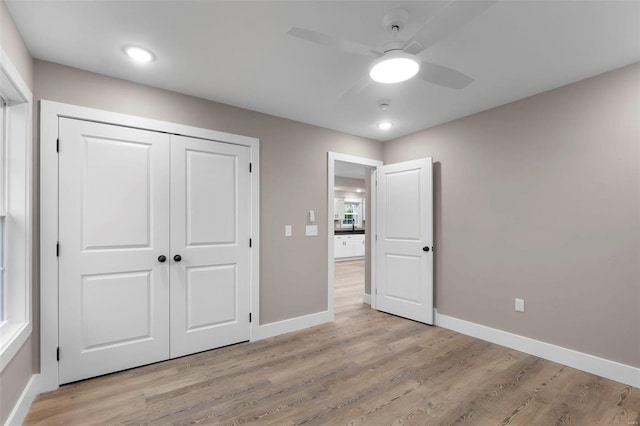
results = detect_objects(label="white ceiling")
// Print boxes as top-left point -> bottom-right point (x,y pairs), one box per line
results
7,1 -> 640,141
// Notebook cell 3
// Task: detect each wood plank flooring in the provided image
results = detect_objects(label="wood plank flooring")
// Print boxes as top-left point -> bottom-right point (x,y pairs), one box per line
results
25,260 -> 639,425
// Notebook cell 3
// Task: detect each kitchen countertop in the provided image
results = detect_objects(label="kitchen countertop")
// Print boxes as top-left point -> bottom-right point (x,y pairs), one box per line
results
334,229 -> 365,235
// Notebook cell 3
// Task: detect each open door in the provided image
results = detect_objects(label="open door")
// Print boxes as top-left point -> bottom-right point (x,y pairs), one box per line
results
375,158 -> 433,324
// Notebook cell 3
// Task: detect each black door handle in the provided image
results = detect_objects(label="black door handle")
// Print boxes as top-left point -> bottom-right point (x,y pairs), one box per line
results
422,246 -> 430,252
174,254 -> 182,262
158,255 -> 167,263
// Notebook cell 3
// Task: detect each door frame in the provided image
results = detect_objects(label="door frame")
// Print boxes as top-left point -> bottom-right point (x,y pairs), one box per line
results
327,152 -> 382,317
40,100 -> 260,391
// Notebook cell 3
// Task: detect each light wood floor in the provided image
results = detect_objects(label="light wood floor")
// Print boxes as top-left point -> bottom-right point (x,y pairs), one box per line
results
26,260 -> 639,425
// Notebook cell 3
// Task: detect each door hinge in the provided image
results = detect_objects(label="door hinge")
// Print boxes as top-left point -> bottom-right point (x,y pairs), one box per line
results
56,138 -> 59,153
56,242 -> 59,257
56,347 -> 60,361
249,162 -> 252,173
249,238 -> 252,248
249,312 -> 252,323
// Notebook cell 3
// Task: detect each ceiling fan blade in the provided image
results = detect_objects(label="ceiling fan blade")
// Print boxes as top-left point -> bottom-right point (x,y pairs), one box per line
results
338,74 -> 372,101
409,0 -> 496,51
287,26 -> 379,57
403,40 -> 424,55
417,61 -> 474,89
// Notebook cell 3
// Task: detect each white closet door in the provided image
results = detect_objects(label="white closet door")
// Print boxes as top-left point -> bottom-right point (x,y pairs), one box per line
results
376,158 -> 433,324
58,118 -> 171,384
169,135 -> 251,358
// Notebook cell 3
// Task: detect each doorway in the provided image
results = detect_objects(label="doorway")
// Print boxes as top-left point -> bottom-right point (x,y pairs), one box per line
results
327,153 -> 382,316
327,152 -> 434,325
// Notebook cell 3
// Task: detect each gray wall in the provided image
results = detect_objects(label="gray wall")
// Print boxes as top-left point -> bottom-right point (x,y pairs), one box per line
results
0,1 -> 35,423
384,63 -> 640,368
335,176 -> 365,189
0,0 -> 31,87
33,60 -> 383,328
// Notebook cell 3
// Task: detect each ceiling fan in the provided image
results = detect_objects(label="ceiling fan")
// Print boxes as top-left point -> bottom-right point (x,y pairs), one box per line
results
287,1 -> 496,96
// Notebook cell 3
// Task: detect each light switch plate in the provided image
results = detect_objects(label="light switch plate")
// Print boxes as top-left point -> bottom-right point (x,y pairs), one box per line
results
305,225 -> 318,236
515,298 -> 525,312
285,225 -> 292,237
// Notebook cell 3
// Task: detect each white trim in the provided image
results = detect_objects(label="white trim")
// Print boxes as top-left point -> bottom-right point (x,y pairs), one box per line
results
39,101 -> 58,392
4,374 -> 41,426
0,322 -> 31,372
334,256 -> 364,262
434,310 -> 640,388
40,100 -> 260,392
251,310 -> 332,341
0,48 -> 31,103
46,101 -> 257,146
0,46 -> 33,373
363,293 -> 371,305
370,169 -> 377,309
327,152 -> 382,321
248,138 -> 260,343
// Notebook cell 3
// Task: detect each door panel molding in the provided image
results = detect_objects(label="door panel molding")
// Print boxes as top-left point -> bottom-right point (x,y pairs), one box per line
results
58,119 -> 171,384
40,100 -> 259,391
169,134 -> 250,358
376,157 -> 433,324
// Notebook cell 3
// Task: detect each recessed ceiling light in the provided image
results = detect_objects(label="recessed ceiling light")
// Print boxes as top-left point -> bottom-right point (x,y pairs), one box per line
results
377,121 -> 393,130
370,50 -> 420,84
124,46 -> 155,63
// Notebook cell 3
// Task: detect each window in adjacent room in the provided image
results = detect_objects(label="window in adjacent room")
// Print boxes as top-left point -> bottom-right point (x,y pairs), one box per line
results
342,202 -> 361,227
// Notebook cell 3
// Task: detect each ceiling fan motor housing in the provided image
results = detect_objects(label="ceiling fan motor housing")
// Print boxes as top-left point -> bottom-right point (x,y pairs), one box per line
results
382,8 -> 409,32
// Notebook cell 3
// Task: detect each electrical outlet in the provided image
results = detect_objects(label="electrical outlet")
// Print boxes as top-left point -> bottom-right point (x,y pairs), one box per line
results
515,298 -> 525,312
285,225 -> 292,237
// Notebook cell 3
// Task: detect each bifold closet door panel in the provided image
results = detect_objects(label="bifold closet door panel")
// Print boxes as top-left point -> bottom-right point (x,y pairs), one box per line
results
169,135 -> 251,358
58,118 -> 171,384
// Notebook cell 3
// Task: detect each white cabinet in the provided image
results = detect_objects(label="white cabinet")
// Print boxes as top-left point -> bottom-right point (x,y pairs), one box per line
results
353,234 -> 365,257
334,235 -> 352,258
334,234 -> 366,259
334,198 -> 344,221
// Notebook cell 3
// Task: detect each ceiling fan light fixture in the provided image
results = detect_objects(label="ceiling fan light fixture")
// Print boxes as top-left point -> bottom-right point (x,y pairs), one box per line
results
369,51 -> 420,84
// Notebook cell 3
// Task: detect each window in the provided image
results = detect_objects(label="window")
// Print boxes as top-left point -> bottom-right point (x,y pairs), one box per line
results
1,97 -> 5,323
0,214 -> 5,324
0,47 -> 33,372
342,202 -> 361,227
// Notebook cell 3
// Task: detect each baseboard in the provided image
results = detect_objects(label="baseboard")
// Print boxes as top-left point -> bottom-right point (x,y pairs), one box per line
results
334,256 -> 365,262
363,293 -> 371,305
4,373 -> 40,426
434,310 -> 640,388
251,310 -> 333,341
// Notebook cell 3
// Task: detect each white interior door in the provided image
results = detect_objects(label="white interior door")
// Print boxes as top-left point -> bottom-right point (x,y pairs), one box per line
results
169,135 -> 251,358
58,118 -> 170,384
375,158 -> 433,324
